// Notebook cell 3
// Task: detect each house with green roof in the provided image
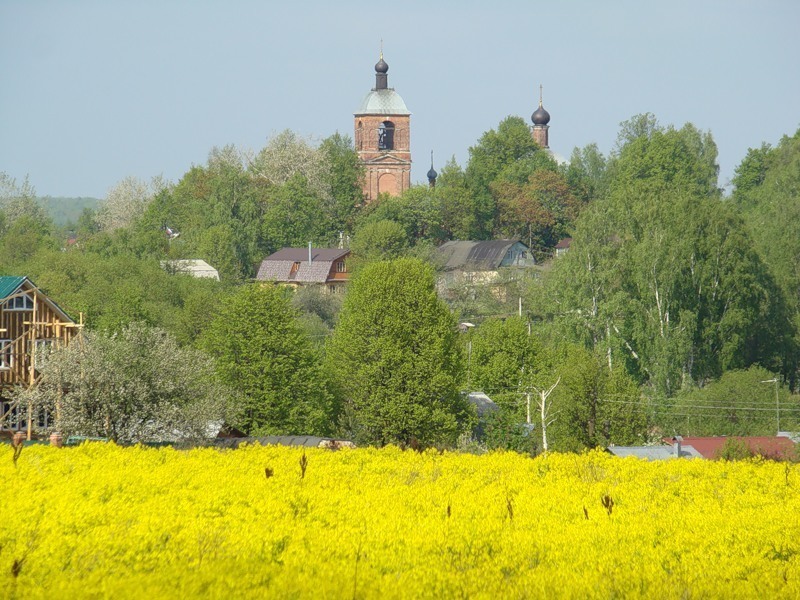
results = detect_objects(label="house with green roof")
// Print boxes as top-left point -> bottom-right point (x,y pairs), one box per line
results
0,276 -> 78,438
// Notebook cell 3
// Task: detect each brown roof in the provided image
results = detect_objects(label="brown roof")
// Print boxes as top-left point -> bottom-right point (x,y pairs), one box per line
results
665,436 -> 796,460
555,237 -> 572,249
256,248 -> 349,284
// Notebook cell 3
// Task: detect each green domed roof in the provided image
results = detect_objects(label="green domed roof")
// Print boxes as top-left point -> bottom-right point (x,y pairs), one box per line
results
355,88 -> 410,116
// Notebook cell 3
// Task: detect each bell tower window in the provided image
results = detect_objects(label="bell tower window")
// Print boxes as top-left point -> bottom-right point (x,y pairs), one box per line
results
378,121 -> 395,150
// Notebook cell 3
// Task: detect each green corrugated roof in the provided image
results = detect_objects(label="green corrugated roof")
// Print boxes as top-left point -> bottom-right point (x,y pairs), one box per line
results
0,276 -> 25,300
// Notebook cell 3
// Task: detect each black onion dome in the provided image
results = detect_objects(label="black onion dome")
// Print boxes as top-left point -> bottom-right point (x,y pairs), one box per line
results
427,166 -> 438,180
531,104 -> 550,125
375,57 -> 389,73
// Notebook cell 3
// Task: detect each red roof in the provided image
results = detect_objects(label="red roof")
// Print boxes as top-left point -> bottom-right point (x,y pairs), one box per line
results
666,436 -> 796,460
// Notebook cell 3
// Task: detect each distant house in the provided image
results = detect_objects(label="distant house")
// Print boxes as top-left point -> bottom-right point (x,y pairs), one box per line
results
436,240 -> 535,294
255,247 -> 351,294
554,237 -> 572,258
662,436 -> 797,460
160,259 -> 220,281
0,276 -> 79,436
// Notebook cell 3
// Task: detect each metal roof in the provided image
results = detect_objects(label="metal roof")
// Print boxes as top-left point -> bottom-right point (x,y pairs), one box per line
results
606,445 -> 702,460
437,240 -> 521,271
0,276 -> 25,299
0,276 -> 74,322
355,88 -> 411,116
161,259 -> 220,280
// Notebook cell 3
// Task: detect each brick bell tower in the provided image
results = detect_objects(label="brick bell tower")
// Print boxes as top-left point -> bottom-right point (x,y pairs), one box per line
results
354,51 -> 412,202
531,84 -> 551,149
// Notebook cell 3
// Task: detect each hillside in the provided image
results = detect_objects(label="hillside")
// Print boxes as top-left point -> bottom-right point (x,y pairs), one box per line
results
37,196 -> 101,227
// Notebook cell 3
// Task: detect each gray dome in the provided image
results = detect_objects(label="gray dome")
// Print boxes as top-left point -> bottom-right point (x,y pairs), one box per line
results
355,89 -> 411,115
532,104 -> 550,125
375,57 -> 389,73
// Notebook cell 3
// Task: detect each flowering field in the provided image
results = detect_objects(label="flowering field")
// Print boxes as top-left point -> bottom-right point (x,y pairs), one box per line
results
2,443 -> 800,599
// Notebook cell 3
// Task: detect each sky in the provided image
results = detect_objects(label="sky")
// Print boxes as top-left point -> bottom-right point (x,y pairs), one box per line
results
1,0 -> 798,199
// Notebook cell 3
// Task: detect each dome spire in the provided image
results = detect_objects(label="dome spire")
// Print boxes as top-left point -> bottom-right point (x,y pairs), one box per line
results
374,41 -> 389,89
531,83 -> 550,126
427,150 -> 438,188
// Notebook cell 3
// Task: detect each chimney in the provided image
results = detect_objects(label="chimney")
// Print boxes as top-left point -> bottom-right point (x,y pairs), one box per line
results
308,242 -> 312,266
673,435 -> 683,458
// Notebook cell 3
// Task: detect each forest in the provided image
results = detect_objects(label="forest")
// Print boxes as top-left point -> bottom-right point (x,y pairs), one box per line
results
1,114 -> 799,452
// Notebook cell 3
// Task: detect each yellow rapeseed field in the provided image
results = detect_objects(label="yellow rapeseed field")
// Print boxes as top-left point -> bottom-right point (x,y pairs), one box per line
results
2,443 -> 799,599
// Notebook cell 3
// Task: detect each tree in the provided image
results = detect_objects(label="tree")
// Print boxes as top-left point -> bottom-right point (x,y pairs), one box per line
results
96,175 -> 166,232
18,323 -> 234,443
663,366 -> 800,437
319,132 -> 365,233
202,284 -> 336,436
350,219 -> 409,262
326,258 -> 469,446
732,129 -> 800,386
465,116 -> 545,238
494,169 -> 579,257
536,118 -> 794,397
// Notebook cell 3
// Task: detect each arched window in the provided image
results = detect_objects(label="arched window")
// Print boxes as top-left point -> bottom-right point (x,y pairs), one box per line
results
378,121 -> 395,150
357,121 -> 363,149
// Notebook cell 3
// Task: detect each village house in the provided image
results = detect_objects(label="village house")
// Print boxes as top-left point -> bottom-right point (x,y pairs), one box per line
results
0,276 -> 79,438
255,247 -> 351,294
435,239 -> 536,299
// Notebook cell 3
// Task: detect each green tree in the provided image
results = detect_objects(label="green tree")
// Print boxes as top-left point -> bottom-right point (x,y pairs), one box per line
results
732,129 -> 800,385
465,116 -> 544,238
319,132 -> 365,233
326,258 -> 469,446
202,284 -> 336,436
664,366 -> 799,437
350,219 -> 409,262
535,118 -> 794,397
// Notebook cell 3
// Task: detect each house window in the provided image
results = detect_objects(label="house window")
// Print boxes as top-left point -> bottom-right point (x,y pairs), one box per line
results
336,261 -> 346,273
378,121 -> 395,150
4,293 -> 33,311
0,339 -> 11,370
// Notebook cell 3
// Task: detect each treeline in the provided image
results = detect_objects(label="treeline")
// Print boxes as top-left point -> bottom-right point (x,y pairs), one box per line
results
1,115 -> 799,451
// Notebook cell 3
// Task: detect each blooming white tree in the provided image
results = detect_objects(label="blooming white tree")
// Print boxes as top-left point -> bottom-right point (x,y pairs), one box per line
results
18,323 -> 237,443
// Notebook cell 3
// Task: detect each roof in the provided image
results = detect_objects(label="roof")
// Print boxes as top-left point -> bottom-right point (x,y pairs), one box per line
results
606,445 -> 702,460
466,392 -> 499,417
436,240 -> 521,271
0,276 -> 26,300
0,276 -> 74,323
555,238 -> 572,250
161,259 -> 220,280
355,88 -> 411,116
667,436 -> 797,460
256,248 -> 349,284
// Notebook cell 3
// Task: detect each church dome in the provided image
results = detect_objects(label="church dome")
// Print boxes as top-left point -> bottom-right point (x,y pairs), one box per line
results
532,104 -> 550,126
427,165 -> 438,181
375,57 -> 389,73
355,89 -> 411,116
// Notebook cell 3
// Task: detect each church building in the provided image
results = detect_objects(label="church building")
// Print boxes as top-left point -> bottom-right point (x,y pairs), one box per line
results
354,53 -> 412,202
353,51 -> 552,202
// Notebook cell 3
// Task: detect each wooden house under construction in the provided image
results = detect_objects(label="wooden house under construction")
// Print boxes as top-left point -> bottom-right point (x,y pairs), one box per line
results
0,276 -> 79,437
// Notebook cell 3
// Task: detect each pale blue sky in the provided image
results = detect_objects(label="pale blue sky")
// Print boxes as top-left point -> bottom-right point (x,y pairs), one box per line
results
1,0 -> 798,198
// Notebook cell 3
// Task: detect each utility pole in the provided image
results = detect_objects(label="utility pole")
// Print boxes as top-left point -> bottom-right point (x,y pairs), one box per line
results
761,378 -> 780,434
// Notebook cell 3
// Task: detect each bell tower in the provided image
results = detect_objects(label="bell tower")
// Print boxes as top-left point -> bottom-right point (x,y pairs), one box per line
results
354,51 -> 412,202
531,84 -> 551,149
